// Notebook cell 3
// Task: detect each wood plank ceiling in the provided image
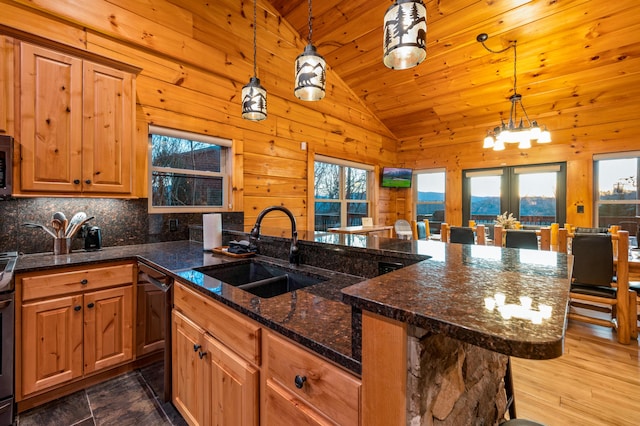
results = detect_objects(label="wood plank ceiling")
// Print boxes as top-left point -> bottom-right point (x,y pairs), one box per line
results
266,0 -> 640,150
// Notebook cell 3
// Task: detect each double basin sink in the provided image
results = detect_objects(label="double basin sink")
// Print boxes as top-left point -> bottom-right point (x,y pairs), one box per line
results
181,258 -> 328,299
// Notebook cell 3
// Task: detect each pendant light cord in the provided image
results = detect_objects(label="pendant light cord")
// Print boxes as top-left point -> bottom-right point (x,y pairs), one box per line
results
307,0 -> 313,45
253,0 -> 257,77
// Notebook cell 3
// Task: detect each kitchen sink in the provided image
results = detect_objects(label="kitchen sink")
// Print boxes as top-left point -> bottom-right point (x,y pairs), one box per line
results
191,259 -> 328,298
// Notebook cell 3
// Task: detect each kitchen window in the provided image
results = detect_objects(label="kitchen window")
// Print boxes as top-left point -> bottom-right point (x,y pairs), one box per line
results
148,125 -> 231,213
594,152 -> 640,236
314,155 -> 372,231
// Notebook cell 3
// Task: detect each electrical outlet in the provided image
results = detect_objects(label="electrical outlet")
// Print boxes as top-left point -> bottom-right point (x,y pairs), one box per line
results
169,219 -> 178,231
577,205 -> 584,214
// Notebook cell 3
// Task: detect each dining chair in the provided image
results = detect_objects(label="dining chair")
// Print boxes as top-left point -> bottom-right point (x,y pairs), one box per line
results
569,230 -> 633,344
394,219 -> 413,240
414,220 -> 428,240
448,226 -> 475,245
505,230 -> 538,250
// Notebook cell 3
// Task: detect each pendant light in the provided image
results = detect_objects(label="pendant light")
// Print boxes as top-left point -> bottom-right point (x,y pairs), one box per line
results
242,0 -> 267,121
294,0 -> 326,101
383,0 -> 427,70
477,33 -> 551,150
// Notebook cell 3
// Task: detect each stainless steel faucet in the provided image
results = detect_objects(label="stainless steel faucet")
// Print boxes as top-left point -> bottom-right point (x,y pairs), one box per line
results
249,206 -> 300,265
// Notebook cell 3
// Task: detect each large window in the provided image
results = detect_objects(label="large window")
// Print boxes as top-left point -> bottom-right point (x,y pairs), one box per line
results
463,163 -> 566,227
149,125 -> 231,212
595,152 -> 639,234
314,156 -> 372,231
414,169 -> 445,221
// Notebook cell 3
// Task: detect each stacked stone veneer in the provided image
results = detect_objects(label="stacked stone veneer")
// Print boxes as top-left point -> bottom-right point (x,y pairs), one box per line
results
407,326 -> 508,425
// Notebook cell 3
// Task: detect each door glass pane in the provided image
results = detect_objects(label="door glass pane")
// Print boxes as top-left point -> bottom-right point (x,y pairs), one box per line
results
597,158 -> 639,233
345,167 -> 368,200
518,173 -> 557,226
416,172 -> 445,220
314,202 -> 340,231
470,176 -> 501,223
314,162 -> 340,199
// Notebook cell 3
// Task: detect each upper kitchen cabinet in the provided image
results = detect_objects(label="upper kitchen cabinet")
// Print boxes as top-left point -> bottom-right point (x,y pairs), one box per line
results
0,36 -> 14,134
18,42 -> 135,195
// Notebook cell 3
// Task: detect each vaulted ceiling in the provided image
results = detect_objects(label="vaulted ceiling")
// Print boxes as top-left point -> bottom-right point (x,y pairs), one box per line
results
266,0 -> 640,150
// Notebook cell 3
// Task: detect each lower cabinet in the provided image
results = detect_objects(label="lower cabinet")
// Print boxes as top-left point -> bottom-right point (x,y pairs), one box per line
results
172,310 -> 259,426
17,263 -> 135,400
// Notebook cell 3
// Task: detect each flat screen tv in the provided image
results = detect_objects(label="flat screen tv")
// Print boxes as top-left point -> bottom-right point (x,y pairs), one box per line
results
381,167 -> 412,188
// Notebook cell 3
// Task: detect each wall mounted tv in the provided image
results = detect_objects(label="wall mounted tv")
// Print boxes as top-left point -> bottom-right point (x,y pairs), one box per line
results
381,167 -> 413,188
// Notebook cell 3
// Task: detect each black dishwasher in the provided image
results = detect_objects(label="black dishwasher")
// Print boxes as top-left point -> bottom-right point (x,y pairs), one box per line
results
137,263 -> 173,403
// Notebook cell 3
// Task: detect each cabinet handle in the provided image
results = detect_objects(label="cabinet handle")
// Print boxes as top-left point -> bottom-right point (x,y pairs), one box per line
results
193,344 -> 201,352
198,351 -> 207,359
87,302 -> 95,309
294,375 -> 307,389
80,279 -> 88,285
73,179 -> 80,185
74,305 -> 82,312
85,179 -> 92,185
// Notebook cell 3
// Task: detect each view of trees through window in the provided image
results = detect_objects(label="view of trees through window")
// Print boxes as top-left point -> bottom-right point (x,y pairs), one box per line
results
596,156 -> 639,235
150,134 -> 226,209
314,160 -> 369,231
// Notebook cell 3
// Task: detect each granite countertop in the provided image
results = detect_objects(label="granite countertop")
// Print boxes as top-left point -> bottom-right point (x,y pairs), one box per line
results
13,235 -> 572,374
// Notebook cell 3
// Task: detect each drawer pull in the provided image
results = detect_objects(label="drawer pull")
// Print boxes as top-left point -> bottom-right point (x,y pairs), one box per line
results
294,375 -> 307,389
198,351 -> 207,360
80,279 -> 88,285
193,344 -> 202,352
87,302 -> 95,309
74,305 -> 81,312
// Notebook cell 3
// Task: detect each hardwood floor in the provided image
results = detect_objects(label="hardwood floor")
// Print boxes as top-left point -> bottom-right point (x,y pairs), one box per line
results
512,320 -> 640,425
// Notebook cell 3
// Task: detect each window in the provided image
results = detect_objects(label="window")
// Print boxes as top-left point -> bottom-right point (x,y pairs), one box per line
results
314,155 -> 372,231
414,169 -> 445,221
148,125 -> 231,212
594,152 -> 639,234
463,163 -> 566,227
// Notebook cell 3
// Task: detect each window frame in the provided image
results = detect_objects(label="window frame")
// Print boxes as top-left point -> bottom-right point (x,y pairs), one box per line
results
313,155 -> 373,230
413,168 -> 446,221
148,125 -> 232,213
594,151 -> 640,228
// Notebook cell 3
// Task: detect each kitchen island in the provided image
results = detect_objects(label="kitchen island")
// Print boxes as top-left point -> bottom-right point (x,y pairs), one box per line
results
13,232 -> 571,424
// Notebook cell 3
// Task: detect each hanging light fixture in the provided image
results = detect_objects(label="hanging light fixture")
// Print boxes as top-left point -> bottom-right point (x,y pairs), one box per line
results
477,33 -> 551,150
294,0 -> 326,101
383,0 -> 427,70
241,0 -> 267,121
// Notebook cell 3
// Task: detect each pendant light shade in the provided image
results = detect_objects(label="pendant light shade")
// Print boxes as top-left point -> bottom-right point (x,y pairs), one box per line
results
242,77 -> 267,121
383,0 -> 427,70
242,0 -> 267,121
295,0 -> 326,101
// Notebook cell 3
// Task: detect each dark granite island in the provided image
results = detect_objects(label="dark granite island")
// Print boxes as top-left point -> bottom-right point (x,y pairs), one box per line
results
341,240 -> 571,426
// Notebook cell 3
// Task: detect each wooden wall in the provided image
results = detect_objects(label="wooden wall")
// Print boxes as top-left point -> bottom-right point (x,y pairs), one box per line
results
1,0 -> 636,232
0,0 -> 397,233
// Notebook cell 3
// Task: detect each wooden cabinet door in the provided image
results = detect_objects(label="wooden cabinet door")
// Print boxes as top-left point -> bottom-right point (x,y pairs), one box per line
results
19,42 -> 83,192
136,282 -> 166,356
21,294 -> 83,396
172,310 -> 207,426
0,36 -> 14,134
82,61 -> 133,194
264,381 -> 334,426
204,333 -> 259,426
83,286 -> 133,374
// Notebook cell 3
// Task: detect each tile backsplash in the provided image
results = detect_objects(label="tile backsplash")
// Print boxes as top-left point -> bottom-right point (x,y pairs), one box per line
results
0,197 -> 243,254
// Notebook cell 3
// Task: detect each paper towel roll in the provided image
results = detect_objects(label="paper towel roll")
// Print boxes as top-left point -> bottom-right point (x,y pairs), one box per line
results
203,213 -> 222,250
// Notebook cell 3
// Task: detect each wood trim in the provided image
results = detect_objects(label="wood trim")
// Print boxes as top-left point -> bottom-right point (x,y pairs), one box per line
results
361,311 -> 407,426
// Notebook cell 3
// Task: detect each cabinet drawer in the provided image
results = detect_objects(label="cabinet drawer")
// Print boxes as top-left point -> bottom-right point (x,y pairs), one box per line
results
266,333 -> 360,426
174,283 -> 261,365
21,264 -> 134,301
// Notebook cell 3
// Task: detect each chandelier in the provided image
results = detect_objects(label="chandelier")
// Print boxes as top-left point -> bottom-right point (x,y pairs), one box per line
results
241,0 -> 267,121
477,33 -> 551,151
383,0 -> 427,70
294,0 -> 326,101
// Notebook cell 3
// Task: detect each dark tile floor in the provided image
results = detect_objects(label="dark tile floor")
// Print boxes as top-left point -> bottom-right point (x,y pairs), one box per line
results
16,362 -> 187,426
